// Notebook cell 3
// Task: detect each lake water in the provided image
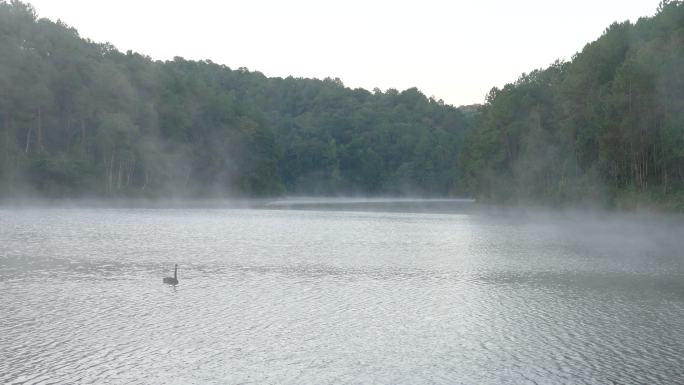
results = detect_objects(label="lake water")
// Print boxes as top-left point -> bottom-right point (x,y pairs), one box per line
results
1,200 -> 683,384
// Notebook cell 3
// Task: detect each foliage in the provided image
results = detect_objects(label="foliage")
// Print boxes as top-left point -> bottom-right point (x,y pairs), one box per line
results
0,1 -> 472,199
460,2 -> 684,208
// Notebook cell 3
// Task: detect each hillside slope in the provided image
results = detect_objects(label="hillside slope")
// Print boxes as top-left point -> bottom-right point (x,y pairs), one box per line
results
460,1 -> 684,209
0,1 -> 472,199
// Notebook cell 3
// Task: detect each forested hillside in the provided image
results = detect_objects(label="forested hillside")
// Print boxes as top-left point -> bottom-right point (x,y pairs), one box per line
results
460,1 -> 684,208
0,1 -> 472,199
5,0 -> 683,208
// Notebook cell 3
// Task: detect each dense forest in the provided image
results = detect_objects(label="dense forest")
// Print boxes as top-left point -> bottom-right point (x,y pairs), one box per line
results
0,1 -> 472,199
3,1 -> 684,208
460,0 -> 684,209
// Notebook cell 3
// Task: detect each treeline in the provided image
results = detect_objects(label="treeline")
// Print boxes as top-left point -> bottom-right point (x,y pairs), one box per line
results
460,1 -> 684,208
0,1 -> 472,199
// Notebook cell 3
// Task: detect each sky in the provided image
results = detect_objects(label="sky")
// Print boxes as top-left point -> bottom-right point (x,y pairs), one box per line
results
28,0 -> 660,106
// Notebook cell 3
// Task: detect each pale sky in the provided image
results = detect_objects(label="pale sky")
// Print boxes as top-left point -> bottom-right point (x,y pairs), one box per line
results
28,0 -> 660,106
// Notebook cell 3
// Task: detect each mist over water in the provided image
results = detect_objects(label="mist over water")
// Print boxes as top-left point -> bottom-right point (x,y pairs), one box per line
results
1,200 -> 683,384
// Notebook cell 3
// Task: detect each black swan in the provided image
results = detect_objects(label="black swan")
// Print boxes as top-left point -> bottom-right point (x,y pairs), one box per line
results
163,264 -> 179,285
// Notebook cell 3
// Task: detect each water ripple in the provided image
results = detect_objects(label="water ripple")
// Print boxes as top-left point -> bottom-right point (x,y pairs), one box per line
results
1,207 -> 683,384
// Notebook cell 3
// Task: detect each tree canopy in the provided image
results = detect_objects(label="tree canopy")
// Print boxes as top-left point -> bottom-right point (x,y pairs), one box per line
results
3,1 -> 683,209
460,1 -> 684,209
0,1 -> 473,199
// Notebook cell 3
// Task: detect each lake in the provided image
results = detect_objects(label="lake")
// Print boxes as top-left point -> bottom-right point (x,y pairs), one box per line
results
1,200 -> 683,384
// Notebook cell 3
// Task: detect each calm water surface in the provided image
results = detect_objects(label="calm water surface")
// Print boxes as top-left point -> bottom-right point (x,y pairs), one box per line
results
1,201 -> 683,384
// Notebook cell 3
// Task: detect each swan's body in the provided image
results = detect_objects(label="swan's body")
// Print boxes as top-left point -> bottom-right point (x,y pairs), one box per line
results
163,264 -> 179,285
